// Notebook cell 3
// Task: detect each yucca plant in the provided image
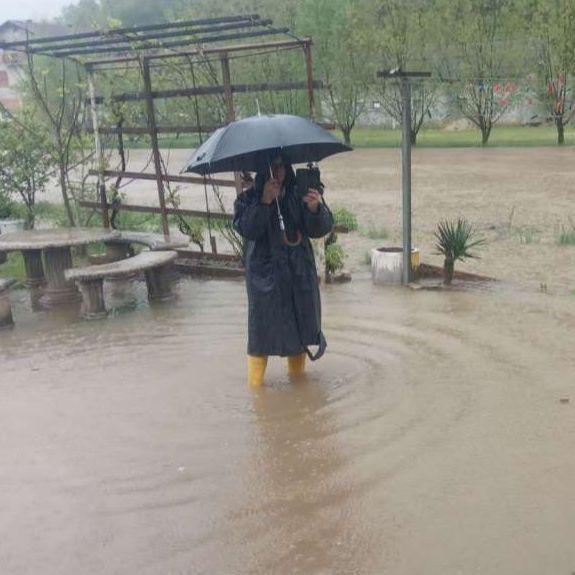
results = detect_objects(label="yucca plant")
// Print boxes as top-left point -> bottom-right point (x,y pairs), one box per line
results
434,219 -> 485,285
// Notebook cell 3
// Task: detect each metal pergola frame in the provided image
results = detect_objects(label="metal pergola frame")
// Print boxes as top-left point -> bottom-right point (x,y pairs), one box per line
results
1,15 -> 322,240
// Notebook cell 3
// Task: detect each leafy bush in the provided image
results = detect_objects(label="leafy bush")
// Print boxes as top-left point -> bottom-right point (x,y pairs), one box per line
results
0,252 -> 26,282
0,116 -> 52,227
0,192 -> 14,219
326,242 -> 345,274
33,202 -> 69,227
331,205 -> 358,231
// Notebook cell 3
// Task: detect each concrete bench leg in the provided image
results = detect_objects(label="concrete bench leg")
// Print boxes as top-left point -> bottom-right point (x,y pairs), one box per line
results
41,247 -> 81,306
77,278 -> 107,319
105,241 -> 132,262
145,264 -> 174,301
0,289 -> 14,328
23,249 -> 45,288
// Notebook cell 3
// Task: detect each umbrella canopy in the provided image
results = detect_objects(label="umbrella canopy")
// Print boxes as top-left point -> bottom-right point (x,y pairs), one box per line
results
183,114 -> 351,175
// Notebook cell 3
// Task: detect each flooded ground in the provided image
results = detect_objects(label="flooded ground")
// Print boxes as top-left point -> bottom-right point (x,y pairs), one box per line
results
45,146 -> 575,294
6,147 -> 575,572
1,274 -> 575,574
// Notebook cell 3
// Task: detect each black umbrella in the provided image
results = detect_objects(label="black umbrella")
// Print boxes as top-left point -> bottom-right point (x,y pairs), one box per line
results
183,114 -> 351,175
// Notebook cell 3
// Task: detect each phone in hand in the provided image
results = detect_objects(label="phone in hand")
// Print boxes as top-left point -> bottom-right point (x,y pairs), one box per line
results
296,166 -> 323,199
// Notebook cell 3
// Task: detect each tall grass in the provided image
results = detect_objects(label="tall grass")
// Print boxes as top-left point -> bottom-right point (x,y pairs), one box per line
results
557,225 -> 575,246
363,226 -> 389,240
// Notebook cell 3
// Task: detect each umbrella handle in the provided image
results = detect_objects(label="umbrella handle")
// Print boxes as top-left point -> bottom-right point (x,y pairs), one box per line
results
276,197 -> 301,247
283,229 -> 302,247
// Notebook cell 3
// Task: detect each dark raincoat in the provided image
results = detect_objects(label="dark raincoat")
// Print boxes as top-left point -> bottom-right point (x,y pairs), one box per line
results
233,169 -> 334,358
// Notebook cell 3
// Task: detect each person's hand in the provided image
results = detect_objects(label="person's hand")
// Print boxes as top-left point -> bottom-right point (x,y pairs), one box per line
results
303,189 -> 321,213
262,178 -> 280,204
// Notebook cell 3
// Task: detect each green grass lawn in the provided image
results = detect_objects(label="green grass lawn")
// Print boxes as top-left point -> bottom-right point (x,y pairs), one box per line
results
124,125 -> 575,150
0,252 -> 26,283
341,125 -> 575,148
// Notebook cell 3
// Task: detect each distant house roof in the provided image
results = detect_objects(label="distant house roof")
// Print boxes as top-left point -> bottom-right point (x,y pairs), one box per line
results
0,20 -> 70,41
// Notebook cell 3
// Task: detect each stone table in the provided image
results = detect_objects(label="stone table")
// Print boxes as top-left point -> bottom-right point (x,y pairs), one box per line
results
0,228 -> 120,306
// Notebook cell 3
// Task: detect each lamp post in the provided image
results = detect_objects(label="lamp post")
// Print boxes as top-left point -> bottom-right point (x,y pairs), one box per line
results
377,68 -> 431,284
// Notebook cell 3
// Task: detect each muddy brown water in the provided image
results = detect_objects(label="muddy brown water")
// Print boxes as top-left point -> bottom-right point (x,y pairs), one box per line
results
45,146 -> 575,294
1,274 -> 575,574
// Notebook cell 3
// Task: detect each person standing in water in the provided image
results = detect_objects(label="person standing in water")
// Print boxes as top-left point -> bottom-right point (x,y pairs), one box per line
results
233,155 -> 334,387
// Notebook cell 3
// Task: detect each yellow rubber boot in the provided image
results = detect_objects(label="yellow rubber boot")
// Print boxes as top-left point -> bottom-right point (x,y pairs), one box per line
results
287,353 -> 306,376
247,355 -> 268,388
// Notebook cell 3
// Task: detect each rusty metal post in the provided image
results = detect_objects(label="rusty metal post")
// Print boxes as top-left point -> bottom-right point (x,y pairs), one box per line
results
142,57 -> 170,237
303,40 -> 316,120
220,52 -> 234,122
220,52 -> 244,197
303,40 -> 326,281
87,67 -> 110,228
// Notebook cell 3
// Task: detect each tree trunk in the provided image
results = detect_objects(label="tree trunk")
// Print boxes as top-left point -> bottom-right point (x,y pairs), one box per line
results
443,258 -> 454,285
342,126 -> 352,146
556,118 -> 565,145
410,129 -> 418,146
58,161 -> 76,227
481,125 -> 491,146
26,210 -> 35,230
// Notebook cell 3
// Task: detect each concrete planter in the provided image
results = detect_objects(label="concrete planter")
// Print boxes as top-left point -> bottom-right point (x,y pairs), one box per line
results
371,247 -> 420,284
0,219 -> 26,234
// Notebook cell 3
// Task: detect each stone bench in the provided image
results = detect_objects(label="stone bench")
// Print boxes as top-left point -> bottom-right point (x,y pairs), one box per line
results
65,251 -> 178,319
104,232 -> 189,261
0,278 -> 16,328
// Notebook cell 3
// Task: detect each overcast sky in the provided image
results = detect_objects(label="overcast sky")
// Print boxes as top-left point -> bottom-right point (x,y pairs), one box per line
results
0,0 -> 76,22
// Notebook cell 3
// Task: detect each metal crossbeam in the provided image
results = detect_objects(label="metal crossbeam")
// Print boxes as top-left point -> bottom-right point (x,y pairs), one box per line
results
49,27 -> 290,59
95,121 -> 335,135
87,169 -> 238,188
25,20 -> 273,55
0,15 -> 262,49
89,80 -> 323,104
86,37 -> 311,67
79,200 -> 234,222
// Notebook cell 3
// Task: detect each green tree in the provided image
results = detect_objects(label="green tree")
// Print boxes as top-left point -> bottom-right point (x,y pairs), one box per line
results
357,0 -> 439,145
0,115 -> 53,228
434,0 -> 523,145
297,0 -> 370,145
16,54 -> 92,226
527,0 -> 575,144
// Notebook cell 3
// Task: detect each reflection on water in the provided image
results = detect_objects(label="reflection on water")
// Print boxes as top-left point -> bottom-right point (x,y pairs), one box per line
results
1,277 -> 575,574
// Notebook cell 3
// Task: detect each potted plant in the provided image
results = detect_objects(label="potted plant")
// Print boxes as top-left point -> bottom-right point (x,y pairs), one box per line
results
434,218 -> 484,285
